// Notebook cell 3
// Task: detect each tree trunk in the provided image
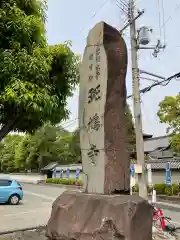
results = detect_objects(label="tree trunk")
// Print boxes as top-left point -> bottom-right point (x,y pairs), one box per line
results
0,117 -> 19,142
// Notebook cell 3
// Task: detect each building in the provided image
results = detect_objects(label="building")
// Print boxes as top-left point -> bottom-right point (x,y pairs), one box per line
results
41,163 -> 82,179
144,135 -> 180,184
41,135 -> 180,184
144,135 -> 173,159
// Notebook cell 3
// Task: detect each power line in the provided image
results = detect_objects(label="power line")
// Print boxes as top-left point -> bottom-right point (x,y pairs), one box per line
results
161,2 -> 180,29
79,0 -> 109,34
60,118 -> 79,129
157,0 -> 162,39
161,0 -> 166,44
140,76 -> 159,83
62,72 -> 180,128
127,71 -> 180,99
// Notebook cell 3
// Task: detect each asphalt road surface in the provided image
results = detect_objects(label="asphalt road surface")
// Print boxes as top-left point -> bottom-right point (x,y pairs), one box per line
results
0,183 -> 180,232
0,183 -> 66,232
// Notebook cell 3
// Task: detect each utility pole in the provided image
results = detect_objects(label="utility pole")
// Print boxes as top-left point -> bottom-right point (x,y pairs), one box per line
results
118,0 -> 167,199
128,0 -> 148,199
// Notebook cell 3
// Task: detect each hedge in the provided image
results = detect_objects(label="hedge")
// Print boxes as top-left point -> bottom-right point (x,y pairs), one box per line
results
46,178 -> 83,186
46,179 -> 180,196
133,183 -> 180,196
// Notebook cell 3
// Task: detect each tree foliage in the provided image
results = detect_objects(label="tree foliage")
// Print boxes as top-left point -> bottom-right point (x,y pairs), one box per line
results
125,105 -> 136,155
0,134 -> 23,172
0,124 -> 81,172
0,108 -> 135,172
157,94 -> 180,155
0,0 -> 80,141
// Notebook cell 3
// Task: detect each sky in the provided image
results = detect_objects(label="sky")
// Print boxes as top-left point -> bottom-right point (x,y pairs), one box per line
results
47,0 -> 180,137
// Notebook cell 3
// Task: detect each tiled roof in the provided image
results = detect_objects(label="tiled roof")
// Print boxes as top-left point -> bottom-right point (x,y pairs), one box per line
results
144,136 -> 170,152
41,162 -> 59,171
146,159 -> 180,170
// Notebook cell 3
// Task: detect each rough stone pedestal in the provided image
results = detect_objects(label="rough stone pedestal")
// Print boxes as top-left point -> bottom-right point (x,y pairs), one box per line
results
46,191 -> 152,240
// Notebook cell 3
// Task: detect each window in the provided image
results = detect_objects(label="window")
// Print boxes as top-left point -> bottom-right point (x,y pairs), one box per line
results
0,179 -> 12,186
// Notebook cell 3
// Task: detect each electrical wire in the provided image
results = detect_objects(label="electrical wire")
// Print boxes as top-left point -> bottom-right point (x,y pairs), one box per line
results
127,71 -> 180,99
79,0 -> 109,34
140,76 -> 159,83
114,0 -> 129,29
116,0 -> 128,13
157,0 -> 162,39
161,0 -> 166,44
61,72 -> 180,128
60,118 -> 79,129
161,2 -> 180,29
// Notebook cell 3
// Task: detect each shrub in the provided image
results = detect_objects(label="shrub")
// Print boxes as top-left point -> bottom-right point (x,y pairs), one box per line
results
133,183 -> 180,196
154,184 -> 166,195
132,184 -> 139,193
46,178 -> 83,186
171,184 -> 179,195
165,185 -> 172,196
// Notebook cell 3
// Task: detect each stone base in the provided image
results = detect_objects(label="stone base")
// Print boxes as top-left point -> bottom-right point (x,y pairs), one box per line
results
46,191 -> 152,240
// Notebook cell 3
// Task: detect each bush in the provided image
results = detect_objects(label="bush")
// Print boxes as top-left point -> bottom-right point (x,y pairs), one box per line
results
132,184 -> 139,193
170,184 -> 179,196
46,178 -> 83,186
133,183 -> 180,196
154,184 -> 166,195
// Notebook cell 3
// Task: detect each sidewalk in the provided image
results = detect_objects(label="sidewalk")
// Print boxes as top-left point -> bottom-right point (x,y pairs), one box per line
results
151,200 -> 180,211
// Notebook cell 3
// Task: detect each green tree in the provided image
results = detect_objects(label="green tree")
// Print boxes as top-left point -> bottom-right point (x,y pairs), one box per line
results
14,124 -> 79,171
15,123 -> 61,171
0,134 -> 23,172
14,134 -> 32,170
54,133 -> 76,164
69,128 -> 81,162
157,94 -> 180,155
125,105 -> 136,156
0,0 -> 80,141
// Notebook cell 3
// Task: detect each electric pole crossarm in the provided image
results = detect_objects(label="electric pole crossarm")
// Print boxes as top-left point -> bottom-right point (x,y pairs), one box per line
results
120,9 -> 145,33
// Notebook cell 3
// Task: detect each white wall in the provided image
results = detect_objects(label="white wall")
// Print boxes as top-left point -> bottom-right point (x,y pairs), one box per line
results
132,170 -> 180,185
52,171 -> 83,180
151,171 -> 180,185
9,174 -> 46,184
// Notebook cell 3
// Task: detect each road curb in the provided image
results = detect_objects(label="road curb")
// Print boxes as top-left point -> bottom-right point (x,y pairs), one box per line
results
155,202 -> 180,212
19,182 -> 180,206
0,225 -> 46,236
157,195 -> 180,204
37,182 -> 82,189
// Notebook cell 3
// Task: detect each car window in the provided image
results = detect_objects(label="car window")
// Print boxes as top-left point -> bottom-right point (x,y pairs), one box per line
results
0,179 -> 12,186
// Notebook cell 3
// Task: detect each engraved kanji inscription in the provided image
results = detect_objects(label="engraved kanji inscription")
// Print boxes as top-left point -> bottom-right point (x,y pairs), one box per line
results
87,144 -> 100,164
96,47 -> 101,62
95,64 -> 100,80
87,113 -> 101,131
88,75 -> 93,81
89,63 -> 93,70
88,84 -> 101,103
89,53 -> 93,60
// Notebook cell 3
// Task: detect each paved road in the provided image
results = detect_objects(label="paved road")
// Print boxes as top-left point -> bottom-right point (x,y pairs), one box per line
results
0,183 -> 180,233
0,183 -> 66,232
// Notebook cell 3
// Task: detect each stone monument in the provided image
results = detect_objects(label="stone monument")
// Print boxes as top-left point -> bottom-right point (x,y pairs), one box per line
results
79,21 -> 129,195
46,22 -> 153,240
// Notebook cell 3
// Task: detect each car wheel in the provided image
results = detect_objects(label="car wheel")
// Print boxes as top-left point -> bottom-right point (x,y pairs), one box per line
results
9,194 -> 20,205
